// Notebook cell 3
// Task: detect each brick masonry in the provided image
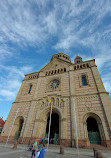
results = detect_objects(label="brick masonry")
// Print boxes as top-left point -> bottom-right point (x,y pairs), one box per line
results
1,53 -> 111,149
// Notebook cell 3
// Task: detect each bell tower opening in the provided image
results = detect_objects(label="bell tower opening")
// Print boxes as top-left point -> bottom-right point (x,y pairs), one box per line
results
46,113 -> 59,144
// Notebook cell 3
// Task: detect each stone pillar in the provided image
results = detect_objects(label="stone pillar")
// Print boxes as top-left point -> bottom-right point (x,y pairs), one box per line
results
32,119 -> 47,138
83,123 -> 88,139
33,74 -> 44,100
68,68 -> 76,147
70,97 -> 79,147
70,97 -> 75,140
60,118 -> 67,139
22,101 -> 36,143
98,122 -> 105,141
90,66 -> 111,141
83,122 -> 90,147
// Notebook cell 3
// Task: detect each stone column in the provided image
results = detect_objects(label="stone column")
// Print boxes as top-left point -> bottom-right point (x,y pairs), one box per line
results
98,122 -> 105,141
33,119 -> 47,138
68,67 -> 76,147
33,76 -> 43,100
60,118 -> 67,146
83,123 -> 88,139
22,101 -> 36,143
70,97 -> 75,139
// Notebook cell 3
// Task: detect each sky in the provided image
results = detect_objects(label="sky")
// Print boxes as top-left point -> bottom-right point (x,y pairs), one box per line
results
0,0 -> 111,121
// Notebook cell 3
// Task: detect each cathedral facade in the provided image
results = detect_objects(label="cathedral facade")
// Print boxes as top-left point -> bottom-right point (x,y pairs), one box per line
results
0,53 -> 111,149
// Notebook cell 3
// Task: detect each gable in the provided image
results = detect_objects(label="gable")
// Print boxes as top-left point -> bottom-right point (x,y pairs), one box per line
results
40,57 -> 72,72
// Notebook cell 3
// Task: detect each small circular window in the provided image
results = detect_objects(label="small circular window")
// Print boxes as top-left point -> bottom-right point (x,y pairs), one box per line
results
50,80 -> 60,90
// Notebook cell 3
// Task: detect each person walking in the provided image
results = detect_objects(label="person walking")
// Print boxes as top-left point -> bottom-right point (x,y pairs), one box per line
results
38,143 -> 45,158
31,139 -> 38,158
35,141 -> 42,158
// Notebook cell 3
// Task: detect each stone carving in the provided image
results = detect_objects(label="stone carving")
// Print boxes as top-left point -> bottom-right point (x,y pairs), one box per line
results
39,97 -> 65,110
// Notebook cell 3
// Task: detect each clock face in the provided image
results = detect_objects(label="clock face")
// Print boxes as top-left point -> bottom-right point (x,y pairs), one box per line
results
50,80 -> 60,90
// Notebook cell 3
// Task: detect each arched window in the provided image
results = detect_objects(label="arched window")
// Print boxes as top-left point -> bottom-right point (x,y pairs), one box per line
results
28,84 -> 32,94
82,75 -> 88,86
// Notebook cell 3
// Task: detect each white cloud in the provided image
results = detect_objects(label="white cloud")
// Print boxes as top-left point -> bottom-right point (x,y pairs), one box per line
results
0,45 -> 13,61
102,73 -> 111,94
6,80 -> 21,90
0,90 -> 16,101
0,0 -> 48,47
0,0 -> 111,99
0,65 -> 34,101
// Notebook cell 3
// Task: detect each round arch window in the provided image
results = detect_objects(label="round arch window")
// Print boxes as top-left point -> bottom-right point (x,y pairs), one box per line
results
50,79 -> 60,90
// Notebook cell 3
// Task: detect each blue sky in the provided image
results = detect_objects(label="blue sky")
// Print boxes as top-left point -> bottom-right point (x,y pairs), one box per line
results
0,0 -> 111,120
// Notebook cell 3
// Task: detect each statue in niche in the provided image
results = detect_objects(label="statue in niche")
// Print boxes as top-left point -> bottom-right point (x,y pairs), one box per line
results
60,100 -> 64,108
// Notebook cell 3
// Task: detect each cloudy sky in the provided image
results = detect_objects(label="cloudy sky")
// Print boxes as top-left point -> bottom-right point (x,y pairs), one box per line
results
0,0 -> 111,120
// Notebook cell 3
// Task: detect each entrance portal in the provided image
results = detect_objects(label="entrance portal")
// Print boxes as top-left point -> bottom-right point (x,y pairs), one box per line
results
87,117 -> 101,144
46,113 -> 59,144
13,116 -> 24,139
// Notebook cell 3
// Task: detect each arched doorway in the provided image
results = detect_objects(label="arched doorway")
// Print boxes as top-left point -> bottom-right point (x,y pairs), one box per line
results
46,113 -> 59,144
13,116 -> 24,139
87,117 -> 101,144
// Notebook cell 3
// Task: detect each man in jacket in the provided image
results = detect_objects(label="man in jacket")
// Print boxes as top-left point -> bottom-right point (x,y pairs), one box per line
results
38,143 -> 45,158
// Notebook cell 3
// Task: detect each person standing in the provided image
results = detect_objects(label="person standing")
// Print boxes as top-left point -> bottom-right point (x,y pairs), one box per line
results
31,139 -> 38,158
38,143 -> 45,158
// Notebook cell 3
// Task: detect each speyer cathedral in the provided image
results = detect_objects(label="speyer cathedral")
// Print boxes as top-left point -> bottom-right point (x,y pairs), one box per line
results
0,53 -> 111,149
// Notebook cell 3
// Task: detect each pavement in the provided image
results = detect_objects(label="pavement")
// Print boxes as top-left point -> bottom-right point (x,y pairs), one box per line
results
0,143 -> 110,158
